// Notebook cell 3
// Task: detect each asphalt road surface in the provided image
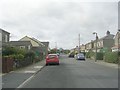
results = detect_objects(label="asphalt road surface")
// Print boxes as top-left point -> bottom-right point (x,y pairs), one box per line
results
20,54 -> 118,88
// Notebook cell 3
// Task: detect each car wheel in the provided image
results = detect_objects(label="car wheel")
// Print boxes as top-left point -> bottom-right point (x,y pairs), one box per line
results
46,64 -> 48,66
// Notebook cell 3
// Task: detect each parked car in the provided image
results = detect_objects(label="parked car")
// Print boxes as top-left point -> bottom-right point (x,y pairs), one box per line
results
46,54 -> 59,65
76,53 -> 85,60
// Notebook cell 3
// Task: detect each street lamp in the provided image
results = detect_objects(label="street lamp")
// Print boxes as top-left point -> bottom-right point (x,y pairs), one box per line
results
93,32 -> 98,62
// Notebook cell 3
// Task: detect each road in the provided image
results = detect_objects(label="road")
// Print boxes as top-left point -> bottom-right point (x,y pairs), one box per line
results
19,54 -> 118,88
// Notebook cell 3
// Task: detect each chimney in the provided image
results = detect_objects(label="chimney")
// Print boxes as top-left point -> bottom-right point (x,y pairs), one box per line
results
106,31 -> 110,36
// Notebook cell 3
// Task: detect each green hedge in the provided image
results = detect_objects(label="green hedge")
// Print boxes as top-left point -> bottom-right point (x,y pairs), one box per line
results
86,51 -> 103,60
104,52 -> 118,63
96,52 -> 104,60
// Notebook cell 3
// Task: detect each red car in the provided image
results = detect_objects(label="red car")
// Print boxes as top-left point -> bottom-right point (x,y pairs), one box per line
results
46,54 -> 59,65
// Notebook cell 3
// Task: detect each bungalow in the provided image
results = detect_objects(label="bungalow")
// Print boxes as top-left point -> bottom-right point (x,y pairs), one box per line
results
19,36 -> 46,56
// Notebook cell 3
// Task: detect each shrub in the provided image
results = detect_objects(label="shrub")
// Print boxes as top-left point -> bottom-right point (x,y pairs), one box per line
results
104,52 -> 118,63
25,51 -> 35,60
86,50 -> 95,59
2,46 -> 17,56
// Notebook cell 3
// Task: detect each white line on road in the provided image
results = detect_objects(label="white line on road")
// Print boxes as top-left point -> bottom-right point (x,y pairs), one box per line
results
16,66 -> 44,88
34,66 -> 43,69
24,71 -> 36,73
17,75 -> 34,88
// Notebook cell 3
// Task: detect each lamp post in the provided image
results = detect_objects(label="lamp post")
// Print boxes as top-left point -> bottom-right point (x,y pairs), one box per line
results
93,32 -> 98,62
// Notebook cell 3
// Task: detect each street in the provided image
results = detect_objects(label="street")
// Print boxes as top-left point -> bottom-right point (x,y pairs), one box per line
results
15,54 -> 118,88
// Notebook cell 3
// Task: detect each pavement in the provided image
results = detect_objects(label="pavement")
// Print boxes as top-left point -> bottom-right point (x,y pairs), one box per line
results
86,60 -> 118,68
93,60 -> 118,69
2,59 -> 46,88
2,59 -> 45,76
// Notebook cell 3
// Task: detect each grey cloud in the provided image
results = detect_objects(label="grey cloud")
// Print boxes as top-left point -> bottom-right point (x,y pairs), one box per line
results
0,1 -> 118,49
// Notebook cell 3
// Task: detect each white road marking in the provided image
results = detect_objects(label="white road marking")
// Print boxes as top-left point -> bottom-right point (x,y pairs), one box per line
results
34,66 -> 43,69
17,75 -> 34,88
24,71 -> 36,73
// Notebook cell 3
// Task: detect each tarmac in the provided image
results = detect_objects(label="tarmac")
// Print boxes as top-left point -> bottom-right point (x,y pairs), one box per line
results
1,58 -> 119,89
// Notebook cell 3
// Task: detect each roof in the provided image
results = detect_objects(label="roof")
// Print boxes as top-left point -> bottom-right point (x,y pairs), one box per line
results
91,34 -> 115,43
0,28 -> 10,34
9,41 -> 32,46
32,38 -> 45,47
41,42 -> 49,47
99,34 -> 114,40
113,32 -> 120,39
19,36 -> 44,47
111,45 -> 120,49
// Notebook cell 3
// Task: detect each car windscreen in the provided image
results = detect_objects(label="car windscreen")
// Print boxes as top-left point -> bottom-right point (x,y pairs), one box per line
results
78,54 -> 84,57
48,55 -> 57,59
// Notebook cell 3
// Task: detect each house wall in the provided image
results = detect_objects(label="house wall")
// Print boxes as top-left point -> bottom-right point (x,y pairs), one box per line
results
114,32 -> 120,46
2,30 -> 10,43
80,45 -> 85,52
103,39 -> 114,49
97,40 -> 103,48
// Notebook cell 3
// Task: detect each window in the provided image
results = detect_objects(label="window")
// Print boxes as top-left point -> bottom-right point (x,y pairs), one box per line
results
5,35 -> 8,42
28,45 -> 31,50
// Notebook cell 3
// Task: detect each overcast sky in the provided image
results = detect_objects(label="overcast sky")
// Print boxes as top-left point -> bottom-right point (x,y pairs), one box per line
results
0,0 -> 118,49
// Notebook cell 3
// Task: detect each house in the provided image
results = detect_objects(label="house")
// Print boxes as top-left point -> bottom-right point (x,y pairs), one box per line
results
0,28 -> 10,53
0,28 -> 10,44
85,41 -> 94,52
9,41 -> 32,51
80,44 -> 86,52
111,31 -> 120,52
92,31 -> 114,52
19,36 -> 46,56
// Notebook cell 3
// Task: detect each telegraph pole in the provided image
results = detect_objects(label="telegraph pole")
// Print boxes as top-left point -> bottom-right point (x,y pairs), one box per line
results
93,32 -> 98,62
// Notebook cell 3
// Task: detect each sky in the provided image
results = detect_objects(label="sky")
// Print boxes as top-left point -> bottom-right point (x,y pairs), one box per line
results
0,0 -> 119,49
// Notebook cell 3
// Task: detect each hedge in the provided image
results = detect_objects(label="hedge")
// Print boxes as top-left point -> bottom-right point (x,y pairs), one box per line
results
104,52 -> 118,63
96,52 -> 104,60
86,51 -> 103,60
